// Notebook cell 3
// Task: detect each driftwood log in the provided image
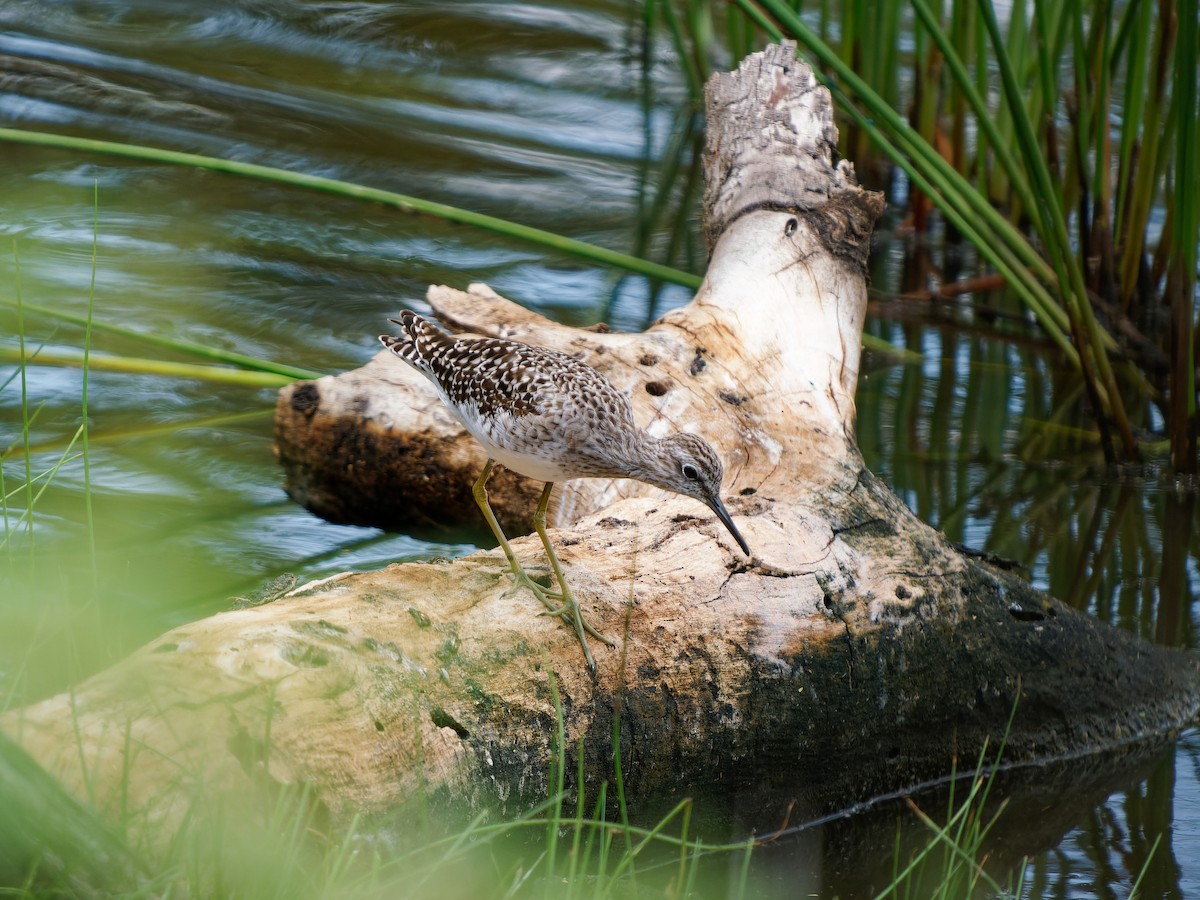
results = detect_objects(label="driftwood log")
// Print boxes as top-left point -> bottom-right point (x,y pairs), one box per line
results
3,43 -> 1197,841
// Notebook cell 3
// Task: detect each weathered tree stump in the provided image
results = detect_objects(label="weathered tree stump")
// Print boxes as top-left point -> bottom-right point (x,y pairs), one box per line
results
3,43 -> 1197,840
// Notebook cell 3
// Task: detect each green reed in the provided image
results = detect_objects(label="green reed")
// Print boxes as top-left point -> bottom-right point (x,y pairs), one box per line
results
80,182 -> 100,579
858,301 -> 1196,651
0,298 -> 322,381
883,693 -> 1024,898
650,0 -> 1198,471
0,127 -> 703,294
0,347 -> 301,390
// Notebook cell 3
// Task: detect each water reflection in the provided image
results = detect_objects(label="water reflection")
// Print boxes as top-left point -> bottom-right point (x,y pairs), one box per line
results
0,2 -> 1195,896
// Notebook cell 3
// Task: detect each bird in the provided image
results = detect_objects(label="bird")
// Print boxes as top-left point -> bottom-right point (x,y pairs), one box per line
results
379,310 -> 750,672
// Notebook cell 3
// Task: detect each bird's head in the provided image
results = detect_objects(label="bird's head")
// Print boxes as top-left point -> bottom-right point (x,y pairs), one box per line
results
640,433 -> 750,556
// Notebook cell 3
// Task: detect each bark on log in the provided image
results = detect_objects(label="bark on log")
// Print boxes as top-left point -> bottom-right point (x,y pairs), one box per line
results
3,43 -> 1197,840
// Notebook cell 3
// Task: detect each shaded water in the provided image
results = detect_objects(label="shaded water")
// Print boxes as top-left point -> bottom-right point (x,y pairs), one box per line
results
0,1 -> 1196,895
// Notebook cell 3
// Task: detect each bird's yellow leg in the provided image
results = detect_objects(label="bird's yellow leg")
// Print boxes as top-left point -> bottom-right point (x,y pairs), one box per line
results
473,461 -> 521,574
531,483 -> 616,667
473,460 -> 558,594
474,463 -> 608,673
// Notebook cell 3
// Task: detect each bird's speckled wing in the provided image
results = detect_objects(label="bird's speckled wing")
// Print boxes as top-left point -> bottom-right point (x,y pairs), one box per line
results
381,312 -> 639,481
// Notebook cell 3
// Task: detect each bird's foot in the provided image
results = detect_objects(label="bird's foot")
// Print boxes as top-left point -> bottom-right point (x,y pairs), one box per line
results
535,602 -> 614,647
501,567 -> 563,604
504,566 -> 614,672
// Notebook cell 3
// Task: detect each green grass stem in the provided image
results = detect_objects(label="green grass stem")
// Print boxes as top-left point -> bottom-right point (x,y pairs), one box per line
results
734,839 -> 754,900
81,182 -> 98,578
545,666 -> 566,897
1166,0 -> 1198,470
0,298 -> 322,381
1,446 -> 83,508
732,1 -> 1080,355
0,427 -> 84,553
0,127 -> 703,292
0,347 -> 298,387
909,0 -> 1038,226
386,804 -> 755,875
13,245 -> 35,552
566,735 -> 587,896
1130,832 -> 1163,898
3,408 -> 273,461
727,0 -> 1158,455
977,0 -> 1134,455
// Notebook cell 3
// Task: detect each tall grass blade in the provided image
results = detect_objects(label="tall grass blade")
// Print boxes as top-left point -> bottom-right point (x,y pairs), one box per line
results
6,408 -> 273,461
0,731 -> 146,894
544,665 -> 566,897
734,839 -> 753,900
979,0 -> 1135,458
0,127 -> 702,291
1130,831 -> 1163,898
12,243 -> 35,552
1,348 -> 299,387
1,299 -> 322,380
81,182 -> 98,579
733,0 -> 1080,363
1166,0 -> 1198,471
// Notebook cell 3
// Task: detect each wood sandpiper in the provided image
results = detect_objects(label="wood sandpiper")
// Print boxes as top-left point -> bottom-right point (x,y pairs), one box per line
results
380,310 -> 750,672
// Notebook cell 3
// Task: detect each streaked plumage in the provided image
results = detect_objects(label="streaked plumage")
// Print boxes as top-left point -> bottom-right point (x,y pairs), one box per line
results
380,310 -> 750,672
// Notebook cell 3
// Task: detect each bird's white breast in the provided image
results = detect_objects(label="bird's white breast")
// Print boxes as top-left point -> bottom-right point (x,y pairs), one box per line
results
448,395 -> 578,484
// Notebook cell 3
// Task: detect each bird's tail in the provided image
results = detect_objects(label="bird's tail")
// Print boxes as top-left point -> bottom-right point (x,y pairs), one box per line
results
379,310 -> 453,379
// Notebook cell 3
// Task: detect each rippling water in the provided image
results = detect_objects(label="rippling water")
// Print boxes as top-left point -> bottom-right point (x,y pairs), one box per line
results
1,2 -> 1196,896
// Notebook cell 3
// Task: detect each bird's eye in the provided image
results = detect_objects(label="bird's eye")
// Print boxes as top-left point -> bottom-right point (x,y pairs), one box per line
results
681,463 -> 700,481
784,217 -> 798,236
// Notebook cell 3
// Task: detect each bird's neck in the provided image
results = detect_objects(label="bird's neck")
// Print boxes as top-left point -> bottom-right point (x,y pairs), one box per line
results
619,431 -> 672,489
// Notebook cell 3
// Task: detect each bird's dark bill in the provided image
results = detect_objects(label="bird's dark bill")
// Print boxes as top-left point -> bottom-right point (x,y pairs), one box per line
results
709,498 -> 750,556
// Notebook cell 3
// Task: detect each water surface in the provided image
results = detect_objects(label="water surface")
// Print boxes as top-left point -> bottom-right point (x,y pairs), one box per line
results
1,2 -> 1196,895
